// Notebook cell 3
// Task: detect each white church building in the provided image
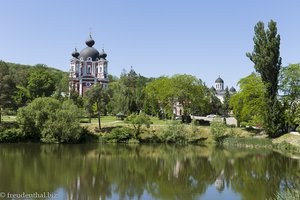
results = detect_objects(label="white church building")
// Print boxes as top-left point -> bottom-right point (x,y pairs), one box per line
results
211,76 -> 236,103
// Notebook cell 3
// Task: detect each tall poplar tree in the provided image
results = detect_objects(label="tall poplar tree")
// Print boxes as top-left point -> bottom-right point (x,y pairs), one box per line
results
246,20 -> 283,137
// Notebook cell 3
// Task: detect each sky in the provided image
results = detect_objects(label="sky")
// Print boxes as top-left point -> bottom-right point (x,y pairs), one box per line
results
1,0 -> 300,88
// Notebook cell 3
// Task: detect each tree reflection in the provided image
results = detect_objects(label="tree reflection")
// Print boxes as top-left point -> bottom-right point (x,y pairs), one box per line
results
0,144 -> 299,200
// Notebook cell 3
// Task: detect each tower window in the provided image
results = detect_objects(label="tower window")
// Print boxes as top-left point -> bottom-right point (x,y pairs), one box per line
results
87,65 -> 91,74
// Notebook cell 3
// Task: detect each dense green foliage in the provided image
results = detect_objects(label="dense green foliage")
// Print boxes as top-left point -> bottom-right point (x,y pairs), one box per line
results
230,73 -> 265,127
0,61 -> 68,110
17,97 -> 83,143
246,20 -> 283,137
102,127 -> 134,143
222,87 -> 231,116
144,74 -> 212,118
85,84 -> 109,130
279,64 -> 300,130
210,117 -> 227,142
108,68 -> 151,115
0,61 -> 17,122
159,122 -> 187,143
0,128 -> 25,143
294,105 -> 300,132
27,65 -> 56,98
125,112 -> 152,139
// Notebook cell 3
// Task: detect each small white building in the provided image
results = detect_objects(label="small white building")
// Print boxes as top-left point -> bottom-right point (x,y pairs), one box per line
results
211,76 -> 236,103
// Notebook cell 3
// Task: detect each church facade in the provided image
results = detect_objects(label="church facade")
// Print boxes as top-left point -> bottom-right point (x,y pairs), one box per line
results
69,34 -> 108,96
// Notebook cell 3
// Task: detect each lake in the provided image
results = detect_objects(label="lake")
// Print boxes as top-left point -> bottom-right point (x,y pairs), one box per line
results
0,144 -> 299,200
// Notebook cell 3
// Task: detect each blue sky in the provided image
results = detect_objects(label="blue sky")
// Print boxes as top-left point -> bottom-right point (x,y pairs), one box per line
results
1,0 -> 300,88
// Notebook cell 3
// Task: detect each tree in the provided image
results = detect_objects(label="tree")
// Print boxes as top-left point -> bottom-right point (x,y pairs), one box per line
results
208,87 -> 222,115
17,97 -> 82,142
144,75 -> 210,119
222,87 -> 231,116
27,65 -> 56,98
15,85 -> 31,107
0,60 -> 17,123
279,64 -> 300,130
246,20 -> 283,137
294,104 -> 300,132
85,84 -> 109,130
108,68 -> 150,115
230,73 -> 265,127
108,82 -> 130,115
125,112 -> 152,139
171,74 -> 208,117
144,76 -> 173,118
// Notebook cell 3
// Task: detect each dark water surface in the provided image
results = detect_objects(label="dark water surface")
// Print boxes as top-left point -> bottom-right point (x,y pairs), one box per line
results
0,144 -> 299,200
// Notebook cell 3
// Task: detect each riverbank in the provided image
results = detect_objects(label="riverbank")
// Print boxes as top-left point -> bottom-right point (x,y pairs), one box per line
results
1,115 -> 300,156
83,118 -> 300,156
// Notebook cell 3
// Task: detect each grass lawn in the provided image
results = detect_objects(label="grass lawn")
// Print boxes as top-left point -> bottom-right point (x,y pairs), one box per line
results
87,115 -> 174,126
1,115 -> 17,122
149,117 -> 174,126
2,115 -> 172,126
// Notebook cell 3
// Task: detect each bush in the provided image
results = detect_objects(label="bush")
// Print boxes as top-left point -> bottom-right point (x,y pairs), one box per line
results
0,128 -> 25,143
17,97 -> 83,143
125,113 -> 152,139
79,127 -> 98,143
210,117 -> 227,142
160,122 -> 187,143
105,127 -> 134,143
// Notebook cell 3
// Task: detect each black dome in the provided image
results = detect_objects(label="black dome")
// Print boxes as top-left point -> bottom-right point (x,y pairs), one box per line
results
72,48 -> 79,58
99,49 -> 107,59
215,77 -> 224,83
79,47 -> 100,61
229,86 -> 236,92
86,34 -> 95,47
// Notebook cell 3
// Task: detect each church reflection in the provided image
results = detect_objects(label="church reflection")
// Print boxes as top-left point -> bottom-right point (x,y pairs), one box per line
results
0,144 -> 299,200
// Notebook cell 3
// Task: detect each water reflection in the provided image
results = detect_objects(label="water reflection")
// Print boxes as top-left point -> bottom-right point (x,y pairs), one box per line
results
0,144 -> 299,200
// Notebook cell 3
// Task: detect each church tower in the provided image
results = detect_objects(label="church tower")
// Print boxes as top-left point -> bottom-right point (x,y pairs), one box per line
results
215,76 -> 224,92
69,34 -> 109,96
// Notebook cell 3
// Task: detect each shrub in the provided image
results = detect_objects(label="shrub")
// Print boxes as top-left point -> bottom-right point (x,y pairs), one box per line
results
0,128 -> 25,143
125,113 -> 152,139
160,121 -> 187,143
210,117 -> 227,142
80,127 -> 98,143
106,127 -> 134,143
17,97 -> 83,143
41,100 -> 82,143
